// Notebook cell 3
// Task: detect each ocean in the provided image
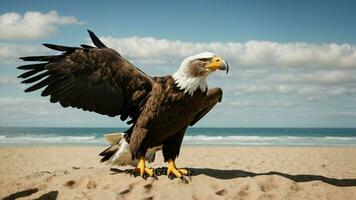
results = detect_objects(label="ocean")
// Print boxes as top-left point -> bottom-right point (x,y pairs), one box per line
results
1,127 -> 356,147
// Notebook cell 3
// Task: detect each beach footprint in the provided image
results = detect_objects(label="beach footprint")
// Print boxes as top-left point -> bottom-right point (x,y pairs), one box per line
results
144,183 -> 153,193
117,182 -> 137,197
215,189 -> 227,196
64,176 -> 97,190
257,176 -> 278,192
235,185 -> 250,200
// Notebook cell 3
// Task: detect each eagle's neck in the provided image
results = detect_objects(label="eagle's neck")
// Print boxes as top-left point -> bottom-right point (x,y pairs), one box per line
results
172,66 -> 207,96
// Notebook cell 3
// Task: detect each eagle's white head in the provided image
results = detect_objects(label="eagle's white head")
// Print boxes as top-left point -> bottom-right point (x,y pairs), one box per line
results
172,52 -> 229,96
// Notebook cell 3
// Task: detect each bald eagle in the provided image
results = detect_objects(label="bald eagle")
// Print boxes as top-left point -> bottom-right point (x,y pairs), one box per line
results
18,30 -> 229,178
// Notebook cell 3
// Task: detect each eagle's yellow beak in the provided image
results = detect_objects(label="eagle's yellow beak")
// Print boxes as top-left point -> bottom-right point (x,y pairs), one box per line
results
206,56 -> 229,74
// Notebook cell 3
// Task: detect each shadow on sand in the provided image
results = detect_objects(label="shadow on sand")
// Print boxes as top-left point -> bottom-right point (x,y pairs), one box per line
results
2,190 -> 58,200
190,168 -> 356,187
109,167 -> 356,187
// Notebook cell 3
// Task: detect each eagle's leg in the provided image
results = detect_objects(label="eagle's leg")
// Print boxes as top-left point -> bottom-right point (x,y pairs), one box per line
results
162,128 -> 189,178
167,159 -> 189,178
133,156 -> 154,177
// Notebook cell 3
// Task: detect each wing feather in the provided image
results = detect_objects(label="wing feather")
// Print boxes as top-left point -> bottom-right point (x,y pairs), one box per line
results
18,30 -> 152,123
190,88 -> 223,126
18,68 -> 43,78
22,71 -> 50,84
17,63 -> 46,70
42,43 -> 76,52
24,76 -> 53,92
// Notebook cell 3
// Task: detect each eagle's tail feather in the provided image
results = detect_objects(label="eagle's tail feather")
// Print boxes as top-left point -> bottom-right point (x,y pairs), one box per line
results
99,144 -> 119,161
99,133 -> 123,161
104,133 -> 123,145
99,132 -> 133,166
99,132 -> 162,167
100,150 -> 116,162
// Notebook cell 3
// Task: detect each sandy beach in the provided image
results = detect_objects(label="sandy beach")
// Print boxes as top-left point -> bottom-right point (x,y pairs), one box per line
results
0,146 -> 356,200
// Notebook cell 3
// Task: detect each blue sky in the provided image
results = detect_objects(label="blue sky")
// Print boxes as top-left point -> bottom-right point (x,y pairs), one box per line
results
1,0 -> 356,127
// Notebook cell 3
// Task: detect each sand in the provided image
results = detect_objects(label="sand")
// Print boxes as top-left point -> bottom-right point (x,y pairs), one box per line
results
0,146 -> 356,200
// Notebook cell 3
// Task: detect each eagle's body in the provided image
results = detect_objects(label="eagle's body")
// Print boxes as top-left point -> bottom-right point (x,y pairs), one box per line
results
18,30 -> 228,178
131,75 -> 221,161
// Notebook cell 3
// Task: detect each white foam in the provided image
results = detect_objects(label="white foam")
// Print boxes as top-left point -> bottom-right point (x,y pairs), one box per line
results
0,135 -> 104,145
182,135 -> 356,146
324,136 -> 354,140
0,134 -> 356,146
63,136 -> 96,140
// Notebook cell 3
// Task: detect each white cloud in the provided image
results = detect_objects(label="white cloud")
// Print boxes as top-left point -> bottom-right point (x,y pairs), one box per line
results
0,11 -> 83,40
227,101 -> 252,107
0,97 -> 81,126
100,36 -> 356,69
0,75 -> 19,86
268,70 -> 356,84
335,112 -> 356,117
0,43 -> 49,64
0,97 -> 125,127
233,83 -> 356,101
232,84 -> 292,95
3,33 -> 356,69
0,97 -> 55,114
226,100 -> 294,108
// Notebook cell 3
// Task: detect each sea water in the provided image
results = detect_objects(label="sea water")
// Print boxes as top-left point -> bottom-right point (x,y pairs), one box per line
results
0,127 -> 356,146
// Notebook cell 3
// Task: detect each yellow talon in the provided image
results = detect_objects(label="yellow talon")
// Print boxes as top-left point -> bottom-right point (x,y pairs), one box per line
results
144,167 -> 154,177
167,159 -> 189,178
178,168 -> 188,175
134,156 -> 154,177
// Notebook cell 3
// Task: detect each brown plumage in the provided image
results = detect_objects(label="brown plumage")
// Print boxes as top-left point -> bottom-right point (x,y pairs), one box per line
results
18,30 -> 228,177
130,76 -> 222,161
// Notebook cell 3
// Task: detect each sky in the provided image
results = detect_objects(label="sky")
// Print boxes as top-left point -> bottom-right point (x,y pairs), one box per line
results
1,0 -> 356,127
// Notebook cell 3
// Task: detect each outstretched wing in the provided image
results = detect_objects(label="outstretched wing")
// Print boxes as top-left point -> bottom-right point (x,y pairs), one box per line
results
18,30 -> 152,123
190,88 -> 223,126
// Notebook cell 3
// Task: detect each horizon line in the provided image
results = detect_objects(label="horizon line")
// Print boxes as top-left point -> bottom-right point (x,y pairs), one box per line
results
1,126 -> 356,129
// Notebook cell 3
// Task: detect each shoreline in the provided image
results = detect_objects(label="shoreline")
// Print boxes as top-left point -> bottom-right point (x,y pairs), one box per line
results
2,144 -> 356,148
2,127 -> 356,147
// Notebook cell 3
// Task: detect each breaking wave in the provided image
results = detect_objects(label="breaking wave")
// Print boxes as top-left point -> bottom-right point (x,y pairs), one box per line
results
183,135 -> 356,146
0,134 -> 355,146
0,135 -> 105,145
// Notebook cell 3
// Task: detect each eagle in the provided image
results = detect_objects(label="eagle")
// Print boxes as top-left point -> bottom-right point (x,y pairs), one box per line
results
18,30 -> 229,178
